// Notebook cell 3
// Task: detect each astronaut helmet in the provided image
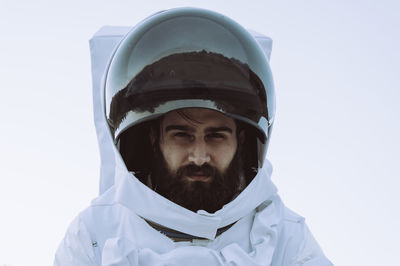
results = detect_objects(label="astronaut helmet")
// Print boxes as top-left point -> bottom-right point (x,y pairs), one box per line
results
104,7 -> 275,180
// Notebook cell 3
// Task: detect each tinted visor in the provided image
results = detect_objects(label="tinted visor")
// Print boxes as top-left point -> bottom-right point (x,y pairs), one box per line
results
109,51 -> 268,141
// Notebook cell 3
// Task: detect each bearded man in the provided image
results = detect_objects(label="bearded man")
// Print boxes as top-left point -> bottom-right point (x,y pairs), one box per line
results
55,7 -> 332,266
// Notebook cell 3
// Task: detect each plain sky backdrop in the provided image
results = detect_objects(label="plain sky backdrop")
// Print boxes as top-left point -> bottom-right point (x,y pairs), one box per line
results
1,1 -> 399,265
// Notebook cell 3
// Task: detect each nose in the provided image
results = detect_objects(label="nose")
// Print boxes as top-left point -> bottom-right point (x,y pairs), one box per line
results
188,139 -> 211,166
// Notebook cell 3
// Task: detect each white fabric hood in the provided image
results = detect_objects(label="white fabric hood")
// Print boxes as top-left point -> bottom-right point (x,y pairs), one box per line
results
54,20 -> 332,266
89,26 -> 276,239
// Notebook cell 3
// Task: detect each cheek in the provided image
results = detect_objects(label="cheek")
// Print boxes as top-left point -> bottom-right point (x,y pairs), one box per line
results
160,143 -> 186,172
213,141 -> 237,170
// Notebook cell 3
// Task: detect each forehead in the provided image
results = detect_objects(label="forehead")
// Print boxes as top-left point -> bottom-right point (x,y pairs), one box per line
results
161,108 -> 236,129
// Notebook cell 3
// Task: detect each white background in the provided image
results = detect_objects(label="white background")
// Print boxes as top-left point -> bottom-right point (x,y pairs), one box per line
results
1,1 -> 399,265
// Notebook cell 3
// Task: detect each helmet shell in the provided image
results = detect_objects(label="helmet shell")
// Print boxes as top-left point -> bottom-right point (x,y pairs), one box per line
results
105,7 -> 275,167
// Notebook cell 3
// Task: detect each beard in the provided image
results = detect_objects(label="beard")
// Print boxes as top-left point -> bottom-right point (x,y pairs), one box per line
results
150,146 -> 244,213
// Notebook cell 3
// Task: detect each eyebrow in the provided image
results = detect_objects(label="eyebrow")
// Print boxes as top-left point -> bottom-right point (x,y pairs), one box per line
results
205,127 -> 233,134
165,125 -> 233,134
165,125 -> 195,133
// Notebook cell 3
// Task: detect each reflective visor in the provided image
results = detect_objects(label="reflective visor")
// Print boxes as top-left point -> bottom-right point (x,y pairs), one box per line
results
109,51 -> 268,140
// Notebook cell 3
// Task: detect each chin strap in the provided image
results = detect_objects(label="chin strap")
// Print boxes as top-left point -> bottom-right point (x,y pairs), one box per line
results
145,219 -> 236,242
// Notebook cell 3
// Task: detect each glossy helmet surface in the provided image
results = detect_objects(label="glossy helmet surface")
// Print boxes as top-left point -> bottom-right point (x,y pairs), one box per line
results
104,7 -> 275,168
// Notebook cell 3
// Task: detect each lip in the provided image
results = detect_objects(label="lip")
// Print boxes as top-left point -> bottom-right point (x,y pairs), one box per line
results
186,175 -> 211,182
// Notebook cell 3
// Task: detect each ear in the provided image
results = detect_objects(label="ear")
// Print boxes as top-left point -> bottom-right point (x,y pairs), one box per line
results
149,127 -> 156,146
239,130 -> 245,145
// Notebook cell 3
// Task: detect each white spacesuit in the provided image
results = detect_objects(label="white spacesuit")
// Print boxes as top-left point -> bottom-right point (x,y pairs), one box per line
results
55,8 -> 333,266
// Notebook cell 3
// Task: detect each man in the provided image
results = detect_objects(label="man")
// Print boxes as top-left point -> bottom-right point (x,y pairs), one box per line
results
55,7 -> 332,265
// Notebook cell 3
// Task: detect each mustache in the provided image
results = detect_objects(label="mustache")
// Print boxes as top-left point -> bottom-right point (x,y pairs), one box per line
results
176,163 -> 217,178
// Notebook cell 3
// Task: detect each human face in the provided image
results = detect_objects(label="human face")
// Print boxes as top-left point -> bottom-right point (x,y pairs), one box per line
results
151,108 -> 243,213
159,108 -> 238,184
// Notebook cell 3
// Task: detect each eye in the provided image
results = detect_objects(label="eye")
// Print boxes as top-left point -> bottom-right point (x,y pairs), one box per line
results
207,133 -> 226,140
173,132 -> 191,138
